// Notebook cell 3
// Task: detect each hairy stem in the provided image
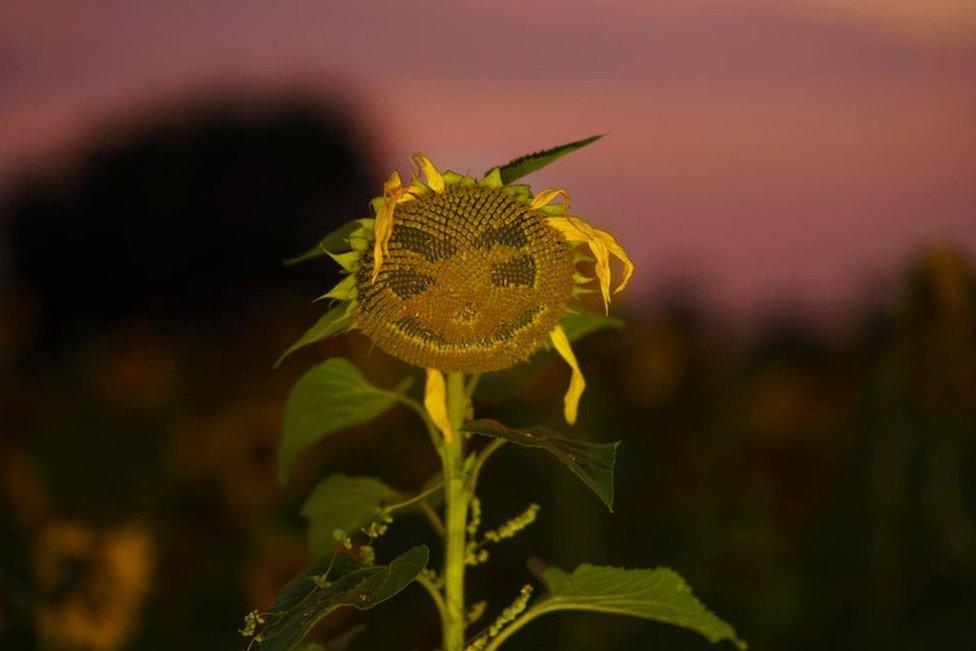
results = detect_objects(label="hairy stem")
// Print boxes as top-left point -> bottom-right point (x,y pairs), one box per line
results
480,602 -> 551,651
441,371 -> 470,651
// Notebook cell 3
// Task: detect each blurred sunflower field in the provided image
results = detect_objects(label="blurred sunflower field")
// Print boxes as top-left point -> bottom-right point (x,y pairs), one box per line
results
0,94 -> 974,650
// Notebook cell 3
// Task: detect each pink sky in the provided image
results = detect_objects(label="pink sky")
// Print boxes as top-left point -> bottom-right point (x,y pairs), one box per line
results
2,0 -> 974,321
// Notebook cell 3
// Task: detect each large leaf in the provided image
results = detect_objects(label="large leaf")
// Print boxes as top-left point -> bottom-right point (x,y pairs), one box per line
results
258,546 -> 428,651
492,135 -> 603,184
293,624 -> 365,651
285,219 -> 373,266
274,303 -> 353,368
536,564 -> 745,649
302,475 -> 402,556
278,359 -> 410,483
461,419 -> 619,510
560,312 -> 625,343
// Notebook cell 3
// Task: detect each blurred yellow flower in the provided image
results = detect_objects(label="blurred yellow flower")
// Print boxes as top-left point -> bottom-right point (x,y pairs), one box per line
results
34,520 -> 153,651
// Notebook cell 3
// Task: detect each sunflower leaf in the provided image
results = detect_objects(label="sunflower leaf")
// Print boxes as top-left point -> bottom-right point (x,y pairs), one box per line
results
460,419 -> 619,510
274,302 -> 353,369
278,359 -> 411,483
493,135 -> 603,184
285,218 -> 374,265
302,475 -> 402,556
532,564 -> 746,649
258,546 -> 428,651
560,312 -> 625,342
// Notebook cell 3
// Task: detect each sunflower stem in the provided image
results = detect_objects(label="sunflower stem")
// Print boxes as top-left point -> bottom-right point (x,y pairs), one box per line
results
442,371 -> 470,651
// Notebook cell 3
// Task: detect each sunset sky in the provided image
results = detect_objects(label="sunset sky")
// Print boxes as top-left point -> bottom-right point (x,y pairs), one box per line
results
2,0 -> 974,320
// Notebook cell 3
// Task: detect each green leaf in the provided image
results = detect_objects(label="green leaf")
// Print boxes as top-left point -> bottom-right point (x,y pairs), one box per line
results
302,475 -> 401,556
278,359 -> 410,483
258,546 -> 429,651
536,564 -> 746,649
492,135 -> 603,185
274,303 -> 354,368
285,219 -> 374,265
323,625 -> 366,650
560,312 -> 625,342
461,419 -> 619,510
293,624 -> 365,651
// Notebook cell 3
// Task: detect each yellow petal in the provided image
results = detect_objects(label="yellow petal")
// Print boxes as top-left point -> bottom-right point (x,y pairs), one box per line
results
594,228 -> 634,294
424,368 -> 453,443
412,152 -> 445,194
589,238 -> 612,314
546,216 -> 633,310
550,325 -> 586,426
370,200 -> 395,283
546,215 -> 592,242
529,188 -> 572,213
383,170 -> 403,196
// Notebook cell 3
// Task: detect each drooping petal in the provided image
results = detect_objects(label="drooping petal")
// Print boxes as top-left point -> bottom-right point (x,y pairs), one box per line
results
424,368 -> 453,443
588,238 -> 612,314
384,170 -> 402,194
546,216 -> 633,313
550,325 -> 586,426
370,200 -> 395,283
529,188 -> 572,213
412,153 -> 445,193
595,227 -> 634,294
370,171 -> 422,282
545,215 -> 591,241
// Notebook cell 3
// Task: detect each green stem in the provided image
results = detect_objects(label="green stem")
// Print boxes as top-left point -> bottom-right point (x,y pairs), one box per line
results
442,371 -> 470,651
416,573 -> 447,627
480,602 -> 552,651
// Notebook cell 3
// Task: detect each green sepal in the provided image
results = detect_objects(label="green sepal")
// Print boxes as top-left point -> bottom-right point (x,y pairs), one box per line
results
481,167 -> 503,188
441,170 -> 466,186
256,546 -> 429,651
560,312 -> 625,342
278,358 -> 413,483
533,563 -> 746,649
274,302 -> 354,369
502,184 -> 533,201
461,419 -> 619,511
492,135 -> 604,184
315,274 -> 357,302
540,203 -> 568,216
327,250 -> 360,273
285,219 -> 374,266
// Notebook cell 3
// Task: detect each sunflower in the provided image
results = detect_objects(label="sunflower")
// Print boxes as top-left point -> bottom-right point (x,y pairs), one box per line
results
280,140 -> 632,429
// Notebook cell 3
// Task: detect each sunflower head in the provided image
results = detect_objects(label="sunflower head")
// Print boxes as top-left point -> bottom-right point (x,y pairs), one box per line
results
356,179 -> 575,372
280,138 -> 633,424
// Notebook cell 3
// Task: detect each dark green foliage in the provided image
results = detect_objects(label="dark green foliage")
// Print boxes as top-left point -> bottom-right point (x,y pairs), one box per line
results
462,419 -> 619,511
258,546 -> 429,650
278,358 -> 411,482
536,564 -> 745,649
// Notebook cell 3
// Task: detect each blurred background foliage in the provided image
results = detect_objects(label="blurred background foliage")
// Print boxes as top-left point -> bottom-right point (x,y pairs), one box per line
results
0,94 -> 974,651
